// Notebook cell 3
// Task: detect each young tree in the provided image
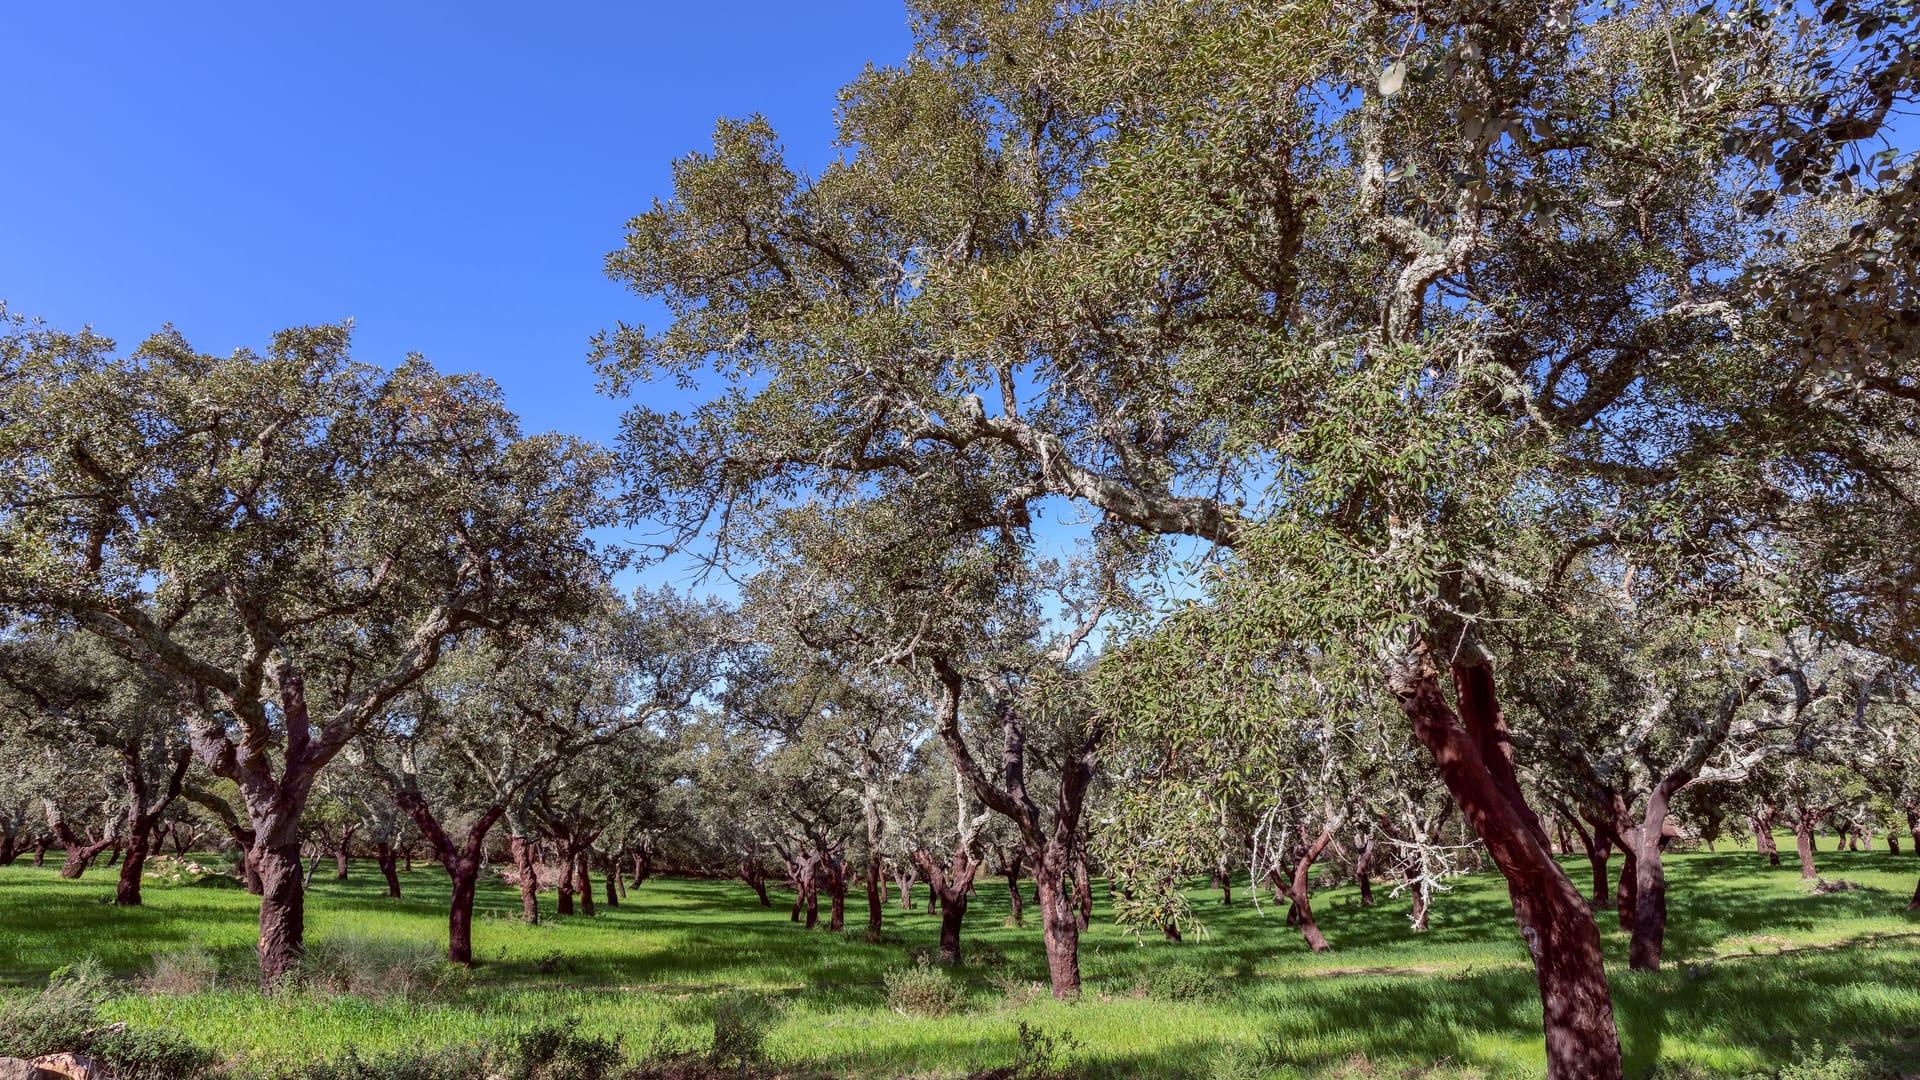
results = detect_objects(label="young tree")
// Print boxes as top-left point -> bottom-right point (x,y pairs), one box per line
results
0,319 -> 614,985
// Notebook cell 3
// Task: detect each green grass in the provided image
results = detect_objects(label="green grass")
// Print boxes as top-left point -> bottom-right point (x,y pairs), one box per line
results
3,839 -> 1918,1078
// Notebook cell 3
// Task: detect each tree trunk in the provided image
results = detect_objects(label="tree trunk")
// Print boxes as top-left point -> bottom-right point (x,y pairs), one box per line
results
1286,829 -> 1335,953
1569,815 -> 1611,911
33,838 -> 48,867
740,860 -> 772,907
445,860 -> 480,966
894,866 -> 914,911
376,842 -> 402,897
1628,789 -> 1675,971
395,794 -> 505,966
511,835 -> 539,923
605,866 -> 619,907
576,854 -> 595,916
865,851 -> 884,937
255,842 -> 306,988
1034,864 -> 1082,999
1392,656 -> 1621,1080
115,828 -> 152,907
1072,846 -> 1093,931
1614,842 -> 1637,931
557,857 -> 575,915
1796,814 -> 1819,879
1756,812 -> 1782,866
912,848 -> 974,964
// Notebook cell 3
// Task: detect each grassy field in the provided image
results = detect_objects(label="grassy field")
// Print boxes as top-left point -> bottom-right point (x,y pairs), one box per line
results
2,841 -> 1918,1078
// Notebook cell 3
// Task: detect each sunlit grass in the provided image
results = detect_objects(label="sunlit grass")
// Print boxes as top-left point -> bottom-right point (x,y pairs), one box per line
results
2,836 -> 1917,1077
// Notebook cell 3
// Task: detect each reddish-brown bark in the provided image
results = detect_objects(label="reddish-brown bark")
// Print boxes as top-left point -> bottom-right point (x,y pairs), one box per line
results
511,835 -> 540,923
740,859 -> 772,907
375,841 -> 402,897
1392,653 -> 1621,1080
1283,829 -> 1335,953
395,791 -> 507,966
911,847 -> 975,964
255,842 -> 306,987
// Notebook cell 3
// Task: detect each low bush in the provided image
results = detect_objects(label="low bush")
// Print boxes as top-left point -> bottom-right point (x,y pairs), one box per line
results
0,966 -> 103,1060
708,991 -> 778,1072
885,959 -> 965,1018
503,1017 -> 624,1080
147,940 -> 222,995
0,961 -> 212,1078
1146,959 -> 1226,1002
298,934 -> 451,999
272,1046 -> 491,1080
1767,1040 -> 1873,1080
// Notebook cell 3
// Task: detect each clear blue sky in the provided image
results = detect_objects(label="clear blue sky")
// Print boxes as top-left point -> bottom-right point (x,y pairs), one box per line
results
0,2 -> 913,450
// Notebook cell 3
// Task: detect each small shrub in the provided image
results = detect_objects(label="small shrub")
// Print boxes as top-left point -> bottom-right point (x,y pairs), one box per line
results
1206,1037 -> 1297,1080
503,1017 -> 624,1080
1147,960 -> 1225,1002
0,964 -> 212,1080
1761,1041 -> 1872,1080
964,942 -> 1010,969
1010,1021 -> 1081,1080
0,967 -> 104,1059
147,940 -> 222,995
989,974 -> 1047,1009
708,991 -> 778,1072
279,1046 -> 490,1080
88,1024 -> 217,1080
299,934 -> 449,999
885,958 -> 966,1018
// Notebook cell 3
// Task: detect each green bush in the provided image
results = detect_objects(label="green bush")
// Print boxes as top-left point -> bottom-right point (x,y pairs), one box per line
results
503,1017 -> 624,1080
708,991 -> 778,1072
1147,960 -> 1226,1002
298,934 -> 451,999
147,940 -> 222,995
87,1024 -> 217,1080
1767,1041 -> 1872,1080
0,962 -> 212,1079
885,958 -> 965,1018
1008,1021 -> 1081,1080
0,970 -> 102,1060
275,1046 -> 490,1080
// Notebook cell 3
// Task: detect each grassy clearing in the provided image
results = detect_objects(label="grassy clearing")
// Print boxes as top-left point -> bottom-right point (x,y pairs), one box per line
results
2,839 -> 1918,1077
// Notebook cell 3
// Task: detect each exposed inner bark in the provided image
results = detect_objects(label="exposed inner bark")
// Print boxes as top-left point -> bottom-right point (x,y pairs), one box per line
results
1283,829 -> 1335,953
255,842 -> 306,988
511,834 -> 540,923
395,791 -> 506,966
740,858 -> 772,907
376,842 -> 402,898
1391,649 -> 1621,1080
115,744 -> 193,907
912,846 -> 974,964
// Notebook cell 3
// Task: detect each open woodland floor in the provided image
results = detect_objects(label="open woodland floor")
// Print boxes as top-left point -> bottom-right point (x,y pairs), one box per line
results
3,841 -> 1919,1078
